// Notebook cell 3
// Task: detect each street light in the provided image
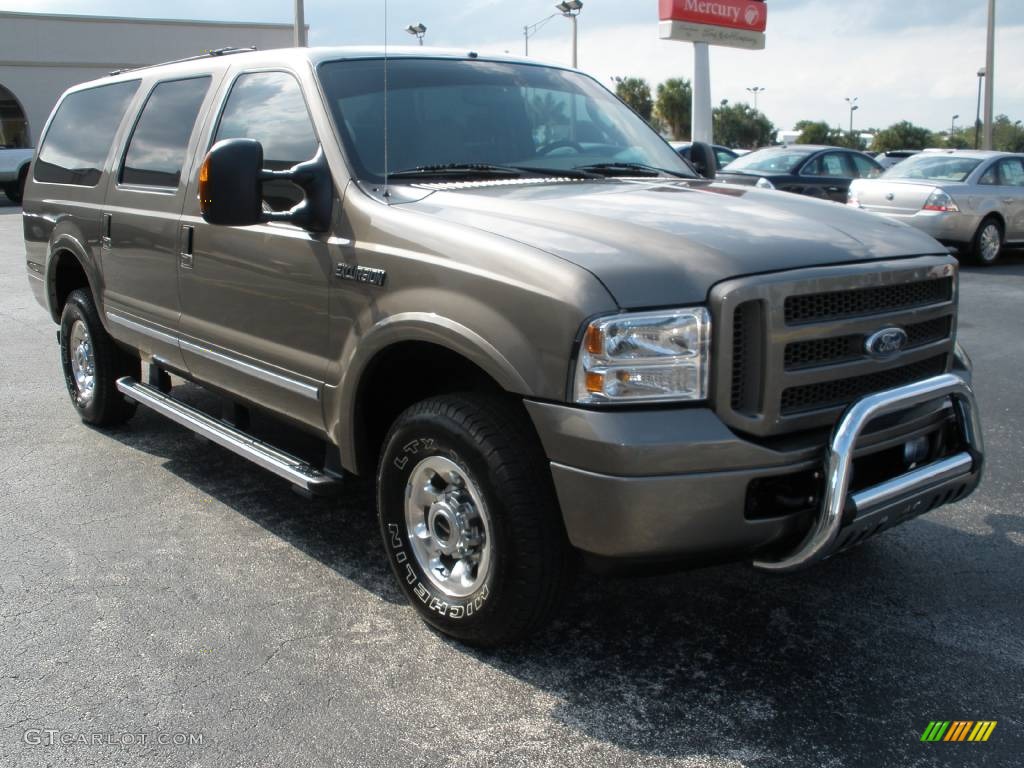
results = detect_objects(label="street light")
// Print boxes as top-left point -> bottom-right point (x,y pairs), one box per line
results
523,13 -> 558,56
555,0 -> 583,68
405,22 -> 427,46
746,86 -> 765,112
975,67 -> 986,149
845,96 -> 859,135
951,114 -> 959,135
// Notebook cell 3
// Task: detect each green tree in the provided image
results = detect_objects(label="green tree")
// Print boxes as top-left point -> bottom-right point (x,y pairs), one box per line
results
712,100 -> 775,148
613,76 -> 653,122
793,120 -> 833,145
870,121 -> 933,152
655,78 -> 692,140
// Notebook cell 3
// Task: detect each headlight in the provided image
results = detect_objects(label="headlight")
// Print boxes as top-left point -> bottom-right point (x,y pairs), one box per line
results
755,176 -> 775,190
573,308 -> 710,404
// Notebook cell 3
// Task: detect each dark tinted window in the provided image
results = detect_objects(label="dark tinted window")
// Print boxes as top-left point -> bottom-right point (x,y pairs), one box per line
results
804,152 -> 851,177
214,71 -> 317,210
850,153 -> 881,178
121,77 -> 210,188
35,80 -> 139,186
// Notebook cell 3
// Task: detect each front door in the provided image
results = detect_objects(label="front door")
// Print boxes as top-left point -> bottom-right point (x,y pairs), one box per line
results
801,151 -> 854,203
102,74 -> 216,369
178,70 -> 334,430
995,157 -> 1024,240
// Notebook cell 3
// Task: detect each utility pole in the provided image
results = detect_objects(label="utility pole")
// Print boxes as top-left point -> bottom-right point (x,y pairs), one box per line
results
294,0 -> 307,46
692,42 -> 712,142
983,0 -> 996,149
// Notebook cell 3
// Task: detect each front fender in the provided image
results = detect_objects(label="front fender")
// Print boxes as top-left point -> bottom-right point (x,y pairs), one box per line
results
326,312 -> 532,471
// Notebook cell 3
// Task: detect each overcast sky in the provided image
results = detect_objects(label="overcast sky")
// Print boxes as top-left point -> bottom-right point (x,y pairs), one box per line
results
6,0 -> 1022,132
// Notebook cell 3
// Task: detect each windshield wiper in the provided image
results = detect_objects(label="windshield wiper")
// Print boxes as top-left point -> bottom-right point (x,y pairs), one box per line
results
573,162 -> 692,179
387,163 -> 600,181
388,163 -> 529,179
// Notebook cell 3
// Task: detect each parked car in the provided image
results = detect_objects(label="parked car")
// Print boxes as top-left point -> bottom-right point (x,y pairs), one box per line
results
874,149 -> 920,170
849,150 -> 1024,265
717,145 -> 882,203
0,146 -> 33,203
670,141 -> 738,170
23,47 -> 983,646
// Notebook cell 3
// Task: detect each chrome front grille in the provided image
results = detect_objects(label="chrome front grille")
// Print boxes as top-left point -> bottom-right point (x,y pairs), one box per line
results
711,257 -> 958,436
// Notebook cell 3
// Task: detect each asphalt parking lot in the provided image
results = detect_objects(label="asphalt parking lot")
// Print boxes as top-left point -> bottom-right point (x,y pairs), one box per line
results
1,196 -> 1021,768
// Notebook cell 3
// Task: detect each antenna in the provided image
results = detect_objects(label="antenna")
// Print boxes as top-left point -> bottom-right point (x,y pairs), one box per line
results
382,0 -> 390,200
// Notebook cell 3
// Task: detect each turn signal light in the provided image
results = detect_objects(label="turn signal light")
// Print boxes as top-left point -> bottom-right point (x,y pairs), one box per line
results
198,156 -> 211,213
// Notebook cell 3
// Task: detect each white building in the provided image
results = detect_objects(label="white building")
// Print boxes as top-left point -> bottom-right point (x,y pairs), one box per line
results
0,11 -> 295,148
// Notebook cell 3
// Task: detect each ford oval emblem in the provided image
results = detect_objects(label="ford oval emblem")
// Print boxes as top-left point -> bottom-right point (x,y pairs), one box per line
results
865,327 -> 909,358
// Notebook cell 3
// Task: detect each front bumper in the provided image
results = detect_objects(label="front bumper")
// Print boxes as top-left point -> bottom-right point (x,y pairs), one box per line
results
526,372 -> 983,568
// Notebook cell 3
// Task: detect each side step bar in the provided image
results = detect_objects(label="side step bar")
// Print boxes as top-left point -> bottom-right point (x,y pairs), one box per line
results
116,377 -> 340,495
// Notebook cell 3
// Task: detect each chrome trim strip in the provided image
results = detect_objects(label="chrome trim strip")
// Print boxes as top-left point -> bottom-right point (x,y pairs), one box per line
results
116,378 -> 336,492
849,452 -> 973,513
753,373 -> 982,572
106,310 -> 179,346
178,338 -> 320,401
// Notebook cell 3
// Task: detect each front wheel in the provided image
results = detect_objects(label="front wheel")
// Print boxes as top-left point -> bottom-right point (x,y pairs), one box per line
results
377,393 -> 570,647
970,217 -> 1003,265
59,288 -> 139,426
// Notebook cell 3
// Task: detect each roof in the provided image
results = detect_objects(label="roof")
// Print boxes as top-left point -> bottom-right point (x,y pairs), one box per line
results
67,45 -> 570,90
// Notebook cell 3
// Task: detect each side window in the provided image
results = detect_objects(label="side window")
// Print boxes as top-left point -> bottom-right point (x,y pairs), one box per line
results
807,152 -> 850,177
997,158 -> 1024,187
121,77 -> 211,188
35,80 -> 139,186
851,154 -> 881,179
213,71 -> 318,211
978,164 -> 998,185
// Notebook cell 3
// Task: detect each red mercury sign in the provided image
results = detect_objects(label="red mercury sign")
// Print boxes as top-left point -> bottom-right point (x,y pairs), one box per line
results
659,0 -> 767,33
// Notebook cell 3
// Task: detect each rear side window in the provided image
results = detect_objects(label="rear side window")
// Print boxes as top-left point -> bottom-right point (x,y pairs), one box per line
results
850,154 -> 881,179
35,80 -> 139,186
213,71 -> 318,211
121,76 -> 211,188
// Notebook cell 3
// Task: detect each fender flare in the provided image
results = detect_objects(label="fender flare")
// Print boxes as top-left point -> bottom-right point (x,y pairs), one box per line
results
44,232 -> 99,323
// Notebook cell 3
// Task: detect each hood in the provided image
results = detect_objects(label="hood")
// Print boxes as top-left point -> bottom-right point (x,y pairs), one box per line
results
404,178 -> 946,308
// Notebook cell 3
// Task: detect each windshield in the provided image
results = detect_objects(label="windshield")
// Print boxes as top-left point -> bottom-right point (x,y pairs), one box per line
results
721,148 -> 810,174
882,154 -> 982,182
317,58 -> 694,182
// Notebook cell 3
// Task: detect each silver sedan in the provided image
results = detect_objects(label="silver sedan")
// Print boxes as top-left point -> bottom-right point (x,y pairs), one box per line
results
848,150 -> 1024,264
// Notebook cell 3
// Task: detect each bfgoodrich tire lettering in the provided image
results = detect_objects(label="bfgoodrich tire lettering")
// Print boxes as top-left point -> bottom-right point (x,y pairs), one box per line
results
377,393 -> 570,646
59,288 -> 140,427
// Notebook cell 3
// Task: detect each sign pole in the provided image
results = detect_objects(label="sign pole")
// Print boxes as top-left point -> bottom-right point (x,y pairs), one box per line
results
692,42 -> 713,142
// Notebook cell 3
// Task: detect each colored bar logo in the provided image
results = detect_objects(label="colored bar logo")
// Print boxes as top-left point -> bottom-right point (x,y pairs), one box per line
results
921,721 -> 997,742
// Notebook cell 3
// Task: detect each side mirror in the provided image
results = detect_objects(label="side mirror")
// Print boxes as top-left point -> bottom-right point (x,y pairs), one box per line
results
688,141 -> 717,180
199,138 -> 332,232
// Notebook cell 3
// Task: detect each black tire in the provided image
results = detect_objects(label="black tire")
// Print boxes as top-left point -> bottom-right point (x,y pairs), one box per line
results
59,288 -> 139,427
970,217 -> 1003,266
377,393 -> 570,647
4,166 -> 27,204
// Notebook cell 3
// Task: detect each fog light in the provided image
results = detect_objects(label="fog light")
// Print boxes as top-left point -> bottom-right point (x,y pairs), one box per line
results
903,436 -> 930,467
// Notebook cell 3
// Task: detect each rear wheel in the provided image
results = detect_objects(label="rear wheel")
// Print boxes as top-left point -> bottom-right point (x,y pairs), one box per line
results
970,217 -> 1003,265
377,393 -> 570,647
59,288 -> 139,426
3,166 -> 27,204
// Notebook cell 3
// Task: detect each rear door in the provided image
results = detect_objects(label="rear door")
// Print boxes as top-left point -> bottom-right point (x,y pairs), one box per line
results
101,75 -> 217,369
995,157 -> 1024,240
177,69 -> 334,431
800,151 -> 854,202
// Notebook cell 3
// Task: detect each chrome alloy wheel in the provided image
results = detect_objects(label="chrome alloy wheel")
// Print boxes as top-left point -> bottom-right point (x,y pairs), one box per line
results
68,319 -> 96,405
404,455 -> 492,598
979,222 -> 1002,263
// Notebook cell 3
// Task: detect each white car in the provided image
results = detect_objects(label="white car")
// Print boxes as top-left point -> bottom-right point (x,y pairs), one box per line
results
848,150 -> 1024,264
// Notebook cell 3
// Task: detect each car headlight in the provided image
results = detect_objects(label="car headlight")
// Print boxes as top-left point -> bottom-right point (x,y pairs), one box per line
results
755,176 -> 775,190
573,308 -> 710,404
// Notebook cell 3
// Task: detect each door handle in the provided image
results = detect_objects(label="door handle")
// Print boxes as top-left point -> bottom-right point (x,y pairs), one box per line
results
101,213 -> 112,250
180,225 -> 194,269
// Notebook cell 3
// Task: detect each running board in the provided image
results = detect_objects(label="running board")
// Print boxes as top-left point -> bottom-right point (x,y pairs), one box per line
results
116,377 -> 340,495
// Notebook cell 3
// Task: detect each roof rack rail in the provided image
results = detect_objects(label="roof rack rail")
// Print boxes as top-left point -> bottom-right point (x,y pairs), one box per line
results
109,46 -> 257,76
